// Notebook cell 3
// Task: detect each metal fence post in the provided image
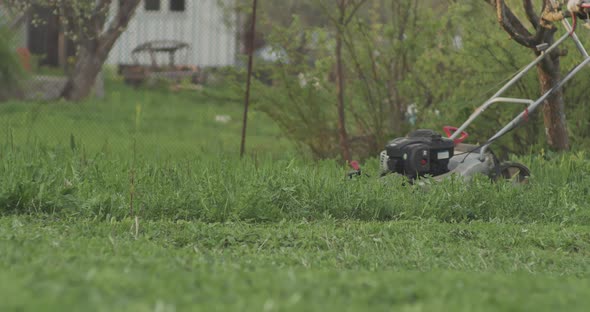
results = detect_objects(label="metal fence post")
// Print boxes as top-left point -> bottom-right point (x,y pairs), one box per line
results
240,0 -> 258,158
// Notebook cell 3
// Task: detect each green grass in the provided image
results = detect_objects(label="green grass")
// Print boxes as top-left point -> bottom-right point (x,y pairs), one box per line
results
1,81 -> 590,311
1,217 -> 589,311
0,80 -> 294,159
1,146 -> 589,224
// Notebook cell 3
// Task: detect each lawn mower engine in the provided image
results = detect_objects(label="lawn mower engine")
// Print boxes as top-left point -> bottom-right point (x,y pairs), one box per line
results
375,129 -> 531,184
361,3 -> 590,184
381,129 -> 455,179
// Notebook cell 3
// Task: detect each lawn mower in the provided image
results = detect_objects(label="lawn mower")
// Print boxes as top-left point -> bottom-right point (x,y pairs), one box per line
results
352,2 -> 590,184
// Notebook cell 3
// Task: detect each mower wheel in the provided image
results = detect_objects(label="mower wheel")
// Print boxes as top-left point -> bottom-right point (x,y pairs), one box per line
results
498,161 -> 530,184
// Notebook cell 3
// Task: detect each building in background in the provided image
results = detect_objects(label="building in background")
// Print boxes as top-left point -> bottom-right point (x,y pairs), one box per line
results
107,0 -> 238,68
2,0 -> 238,71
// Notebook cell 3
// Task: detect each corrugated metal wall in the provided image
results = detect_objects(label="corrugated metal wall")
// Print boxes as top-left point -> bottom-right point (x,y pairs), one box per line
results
106,0 -> 237,67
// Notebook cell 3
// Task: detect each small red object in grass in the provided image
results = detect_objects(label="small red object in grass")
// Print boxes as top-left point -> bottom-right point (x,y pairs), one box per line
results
350,161 -> 361,171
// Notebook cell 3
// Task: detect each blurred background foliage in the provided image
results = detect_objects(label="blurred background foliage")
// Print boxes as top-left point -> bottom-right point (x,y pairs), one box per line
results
224,0 -> 590,160
0,25 -> 24,101
2,0 -> 590,160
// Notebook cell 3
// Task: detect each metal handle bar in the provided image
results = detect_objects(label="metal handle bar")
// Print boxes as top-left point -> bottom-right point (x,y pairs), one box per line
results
448,16 -> 590,160
481,51 -> 590,157
449,30 -> 571,141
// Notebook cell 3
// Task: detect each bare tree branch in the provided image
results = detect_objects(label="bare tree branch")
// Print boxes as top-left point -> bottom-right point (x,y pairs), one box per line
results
484,0 -> 570,150
495,0 -> 537,47
98,0 -> 140,54
6,5 -> 31,30
539,0 -> 567,26
523,0 -> 540,29
91,0 -> 112,34
344,0 -> 368,25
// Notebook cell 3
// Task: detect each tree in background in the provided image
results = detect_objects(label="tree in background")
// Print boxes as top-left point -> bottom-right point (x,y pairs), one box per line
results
408,1 -> 545,157
248,0 -> 438,160
232,0 -> 590,159
3,0 -> 141,101
341,0 -> 438,153
0,25 -> 23,101
484,0 -> 571,151
320,0 -> 368,163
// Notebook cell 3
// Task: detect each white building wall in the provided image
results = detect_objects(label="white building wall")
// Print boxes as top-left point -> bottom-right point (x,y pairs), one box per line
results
106,0 -> 237,67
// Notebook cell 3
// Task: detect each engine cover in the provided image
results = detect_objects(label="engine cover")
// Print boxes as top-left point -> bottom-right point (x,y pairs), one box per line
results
383,129 -> 455,179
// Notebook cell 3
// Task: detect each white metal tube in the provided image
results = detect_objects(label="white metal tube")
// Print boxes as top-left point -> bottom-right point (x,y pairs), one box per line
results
480,55 -> 590,157
488,97 -> 534,105
450,31 -> 572,140
562,19 -> 590,57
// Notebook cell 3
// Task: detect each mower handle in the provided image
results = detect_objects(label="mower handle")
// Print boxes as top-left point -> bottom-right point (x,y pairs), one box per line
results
443,126 -> 469,145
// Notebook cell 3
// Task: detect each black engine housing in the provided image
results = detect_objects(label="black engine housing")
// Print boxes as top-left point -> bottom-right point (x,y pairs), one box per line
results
385,129 -> 455,179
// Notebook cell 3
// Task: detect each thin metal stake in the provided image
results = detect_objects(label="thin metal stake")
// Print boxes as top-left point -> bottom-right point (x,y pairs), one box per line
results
240,0 -> 258,158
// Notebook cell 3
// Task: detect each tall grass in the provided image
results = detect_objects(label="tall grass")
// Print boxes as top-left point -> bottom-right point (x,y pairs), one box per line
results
1,145 -> 589,225
1,81 -> 589,225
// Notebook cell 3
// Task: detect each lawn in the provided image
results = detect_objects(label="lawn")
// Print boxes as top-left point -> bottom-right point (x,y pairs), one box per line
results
2,217 -> 590,311
1,81 -> 590,311
0,80 -> 294,159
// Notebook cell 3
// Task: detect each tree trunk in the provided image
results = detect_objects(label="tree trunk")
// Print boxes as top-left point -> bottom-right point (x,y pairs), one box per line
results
61,0 -> 141,101
485,0 -> 570,151
61,45 -> 108,101
536,36 -> 569,150
336,25 -> 352,163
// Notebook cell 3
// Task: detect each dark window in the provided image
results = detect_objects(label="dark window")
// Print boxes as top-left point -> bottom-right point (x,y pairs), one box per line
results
145,0 -> 160,11
170,0 -> 185,12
